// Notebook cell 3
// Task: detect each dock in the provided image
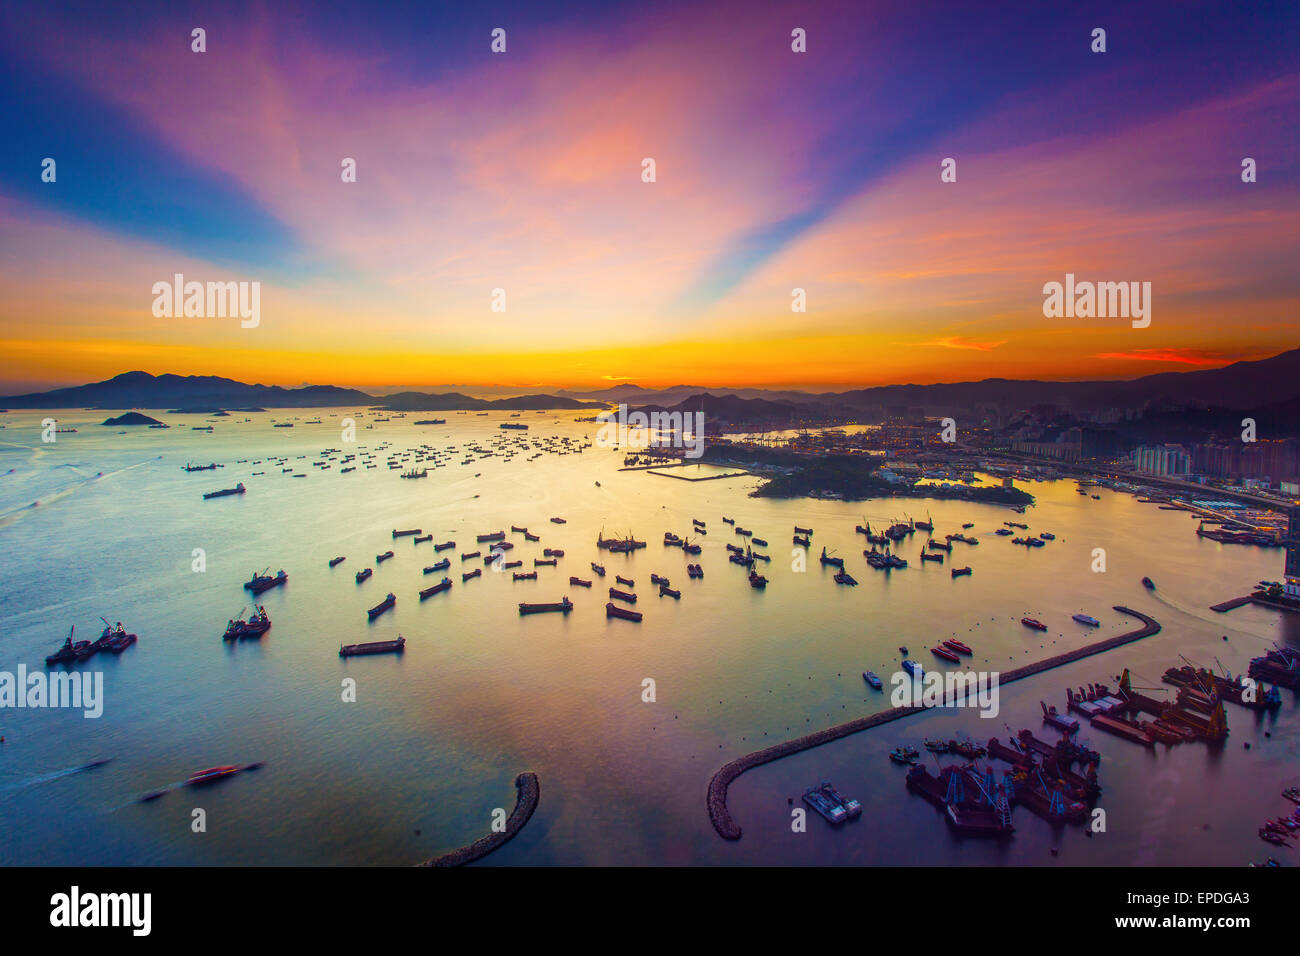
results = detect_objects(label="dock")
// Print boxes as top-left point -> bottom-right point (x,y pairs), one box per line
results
1210,595 -> 1253,612
418,772 -> 539,867
706,606 -> 1160,840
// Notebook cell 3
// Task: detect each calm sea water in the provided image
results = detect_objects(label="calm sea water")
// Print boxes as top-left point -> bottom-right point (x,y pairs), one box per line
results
1,409 -> 1296,866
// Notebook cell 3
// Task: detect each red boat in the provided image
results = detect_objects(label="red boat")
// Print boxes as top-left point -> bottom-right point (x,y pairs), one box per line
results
606,602 -> 643,622
930,646 -> 961,663
1021,617 -> 1048,631
942,639 -> 972,655
185,765 -> 240,787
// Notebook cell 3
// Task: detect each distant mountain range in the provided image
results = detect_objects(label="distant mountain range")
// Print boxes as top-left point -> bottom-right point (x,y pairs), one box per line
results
4,349 -> 1300,415
0,371 -> 603,411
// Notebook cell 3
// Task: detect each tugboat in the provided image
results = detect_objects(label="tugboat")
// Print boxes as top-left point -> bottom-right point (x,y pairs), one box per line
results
45,626 -> 94,666
1142,576 -> 1155,590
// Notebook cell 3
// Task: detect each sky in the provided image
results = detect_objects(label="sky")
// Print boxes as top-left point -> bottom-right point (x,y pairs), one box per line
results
0,0 -> 1297,394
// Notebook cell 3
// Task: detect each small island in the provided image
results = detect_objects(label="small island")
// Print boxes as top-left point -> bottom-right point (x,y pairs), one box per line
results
100,412 -> 165,427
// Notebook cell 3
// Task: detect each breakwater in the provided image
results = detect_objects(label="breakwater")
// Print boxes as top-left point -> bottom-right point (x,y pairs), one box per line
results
706,606 -> 1161,841
418,772 -> 539,866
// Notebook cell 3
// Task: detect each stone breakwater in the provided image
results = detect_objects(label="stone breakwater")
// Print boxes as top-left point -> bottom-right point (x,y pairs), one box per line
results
706,606 -> 1160,841
419,772 -> 540,866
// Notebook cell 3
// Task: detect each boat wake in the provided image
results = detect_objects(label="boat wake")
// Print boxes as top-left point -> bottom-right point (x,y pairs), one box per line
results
0,457 -> 160,529
0,758 -> 112,793
1148,587 -> 1275,646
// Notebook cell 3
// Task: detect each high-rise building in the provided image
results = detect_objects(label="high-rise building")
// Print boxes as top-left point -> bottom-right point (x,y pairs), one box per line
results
1132,444 -> 1190,476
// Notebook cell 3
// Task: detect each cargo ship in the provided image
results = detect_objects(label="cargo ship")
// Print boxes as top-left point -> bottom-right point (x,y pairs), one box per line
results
863,671 -> 883,689
477,531 -> 505,543
393,528 -> 421,538
930,645 -> 960,663
569,576 -> 593,587
329,556 -> 346,567
204,482 -> 245,499
1072,613 -> 1100,627
462,568 -> 482,582
419,578 -> 451,599
1021,617 -> 1048,631
424,559 -> 450,573
519,598 -> 574,615
951,566 -> 972,577
244,569 -> 287,594
340,636 -> 406,657
376,550 -> 394,563
356,567 -> 373,583
513,571 -> 538,581
605,602 -> 642,621
609,587 -> 637,603
367,593 -> 396,619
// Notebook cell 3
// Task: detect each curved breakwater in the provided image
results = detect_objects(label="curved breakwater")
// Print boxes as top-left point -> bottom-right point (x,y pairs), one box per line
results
419,772 -> 540,866
706,607 -> 1161,840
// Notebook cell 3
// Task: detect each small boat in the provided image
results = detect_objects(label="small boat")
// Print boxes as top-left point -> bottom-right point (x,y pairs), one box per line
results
606,602 -> 643,622
367,593 -> 396,620
898,645 -> 908,654
419,578 -> 452,600
185,766 -> 241,787
1072,613 -> 1101,627
519,598 -> 574,615
951,566 -> 972,577
424,559 -> 450,573
462,568 -> 482,582
1021,617 -> 1048,631
889,747 -> 917,765
1283,787 -> 1300,805
591,563 -> 606,576
356,568 -> 373,583
748,571 -> 767,589
329,556 -> 346,567
1142,576 -> 1155,589
376,550 -> 394,563
931,646 -> 960,663
340,636 -> 406,657
569,576 -> 593,588
942,639 -> 972,655
863,671 -> 883,690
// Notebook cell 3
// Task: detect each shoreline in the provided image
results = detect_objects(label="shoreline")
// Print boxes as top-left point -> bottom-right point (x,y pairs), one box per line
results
418,772 -> 540,866
706,606 -> 1161,841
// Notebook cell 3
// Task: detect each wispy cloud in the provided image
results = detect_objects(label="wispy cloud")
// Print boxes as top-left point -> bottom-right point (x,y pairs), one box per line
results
930,336 -> 1008,352
1093,348 -> 1262,366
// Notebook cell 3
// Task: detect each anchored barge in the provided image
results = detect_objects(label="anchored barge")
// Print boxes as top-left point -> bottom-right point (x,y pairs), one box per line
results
518,598 -> 574,615
340,636 -> 406,657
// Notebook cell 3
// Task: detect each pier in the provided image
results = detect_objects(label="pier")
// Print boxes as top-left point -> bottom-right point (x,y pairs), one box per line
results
418,772 -> 540,867
706,607 -> 1160,841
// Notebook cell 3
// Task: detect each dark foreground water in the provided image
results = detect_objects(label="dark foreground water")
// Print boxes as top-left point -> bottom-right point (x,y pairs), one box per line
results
1,409 -> 1296,865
